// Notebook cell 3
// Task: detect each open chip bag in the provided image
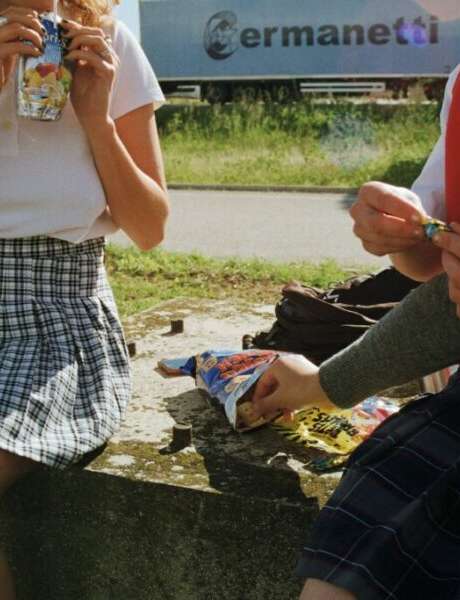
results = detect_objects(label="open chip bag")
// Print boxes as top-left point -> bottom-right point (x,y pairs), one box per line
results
158,349 -> 282,431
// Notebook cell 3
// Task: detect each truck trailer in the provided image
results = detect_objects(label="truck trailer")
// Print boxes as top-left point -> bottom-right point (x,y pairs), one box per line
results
138,0 -> 460,102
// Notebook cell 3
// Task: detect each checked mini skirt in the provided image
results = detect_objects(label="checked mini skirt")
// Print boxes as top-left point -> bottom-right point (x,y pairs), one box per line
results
296,374 -> 460,599
0,236 -> 131,469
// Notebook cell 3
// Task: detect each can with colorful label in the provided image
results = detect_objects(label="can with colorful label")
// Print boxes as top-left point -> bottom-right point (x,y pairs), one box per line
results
16,12 -> 73,121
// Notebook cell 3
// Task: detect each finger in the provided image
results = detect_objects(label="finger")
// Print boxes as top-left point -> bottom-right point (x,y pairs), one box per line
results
0,10 -> 44,36
352,204 -> 424,240
252,388 -> 285,418
355,228 -> 422,255
355,224 -> 422,247
442,249 -> 460,283
66,48 -> 112,72
0,40 -> 42,59
358,182 -> 426,222
433,231 -> 460,257
282,409 -> 295,422
1,6 -> 39,15
61,21 -> 104,39
67,34 -> 110,56
252,370 -> 279,404
0,23 -> 44,49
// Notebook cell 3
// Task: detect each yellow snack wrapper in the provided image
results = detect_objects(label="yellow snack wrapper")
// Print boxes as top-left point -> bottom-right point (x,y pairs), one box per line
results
274,397 -> 399,457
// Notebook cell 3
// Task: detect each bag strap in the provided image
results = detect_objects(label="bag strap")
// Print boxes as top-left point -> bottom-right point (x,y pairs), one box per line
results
446,71 -> 460,224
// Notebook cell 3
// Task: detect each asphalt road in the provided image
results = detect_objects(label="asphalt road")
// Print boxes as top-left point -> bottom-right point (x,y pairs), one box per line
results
109,189 -> 390,268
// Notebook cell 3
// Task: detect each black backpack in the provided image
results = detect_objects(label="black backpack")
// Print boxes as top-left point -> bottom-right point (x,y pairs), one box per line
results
243,267 -> 420,365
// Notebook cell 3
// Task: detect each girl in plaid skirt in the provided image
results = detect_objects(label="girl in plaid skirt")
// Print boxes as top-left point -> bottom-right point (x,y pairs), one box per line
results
0,0 -> 168,597
253,64 -> 460,600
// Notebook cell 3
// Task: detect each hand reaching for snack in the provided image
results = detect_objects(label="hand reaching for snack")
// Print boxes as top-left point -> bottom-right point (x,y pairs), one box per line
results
251,354 -> 336,420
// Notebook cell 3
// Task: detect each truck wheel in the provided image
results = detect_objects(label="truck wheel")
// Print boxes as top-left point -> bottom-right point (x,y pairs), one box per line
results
203,84 -> 231,105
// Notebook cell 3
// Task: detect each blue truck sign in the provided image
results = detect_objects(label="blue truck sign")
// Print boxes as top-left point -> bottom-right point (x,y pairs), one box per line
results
139,0 -> 460,101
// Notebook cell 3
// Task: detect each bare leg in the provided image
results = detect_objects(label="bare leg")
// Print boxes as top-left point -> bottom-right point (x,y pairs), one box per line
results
300,578 -> 357,600
0,451 -> 39,600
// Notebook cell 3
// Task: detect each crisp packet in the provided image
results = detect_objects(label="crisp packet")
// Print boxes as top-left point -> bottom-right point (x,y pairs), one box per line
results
274,396 -> 399,470
158,349 -> 281,431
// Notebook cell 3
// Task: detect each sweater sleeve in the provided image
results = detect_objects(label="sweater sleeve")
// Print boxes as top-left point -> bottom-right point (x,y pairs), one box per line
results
319,273 -> 460,408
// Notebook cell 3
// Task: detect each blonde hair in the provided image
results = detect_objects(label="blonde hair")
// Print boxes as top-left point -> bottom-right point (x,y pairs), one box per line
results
61,0 -> 120,26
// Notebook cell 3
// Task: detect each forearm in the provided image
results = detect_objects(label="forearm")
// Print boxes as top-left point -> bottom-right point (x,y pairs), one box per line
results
319,273 -> 460,408
85,119 -> 169,250
391,239 -> 443,282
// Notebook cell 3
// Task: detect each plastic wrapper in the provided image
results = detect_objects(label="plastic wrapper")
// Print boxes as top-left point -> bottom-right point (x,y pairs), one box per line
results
421,216 -> 452,240
158,349 -> 281,431
274,396 -> 400,471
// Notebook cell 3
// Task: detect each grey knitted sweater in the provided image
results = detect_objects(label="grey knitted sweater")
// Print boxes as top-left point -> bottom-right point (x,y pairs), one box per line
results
319,273 -> 460,408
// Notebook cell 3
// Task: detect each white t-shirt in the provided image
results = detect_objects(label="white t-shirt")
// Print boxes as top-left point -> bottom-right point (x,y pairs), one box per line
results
0,19 -> 165,242
411,64 -> 460,220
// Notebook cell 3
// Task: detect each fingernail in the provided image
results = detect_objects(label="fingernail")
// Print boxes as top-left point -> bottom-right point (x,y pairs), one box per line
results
413,228 -> 423,238
432,234 -> 441,244
411,214 -> 422,224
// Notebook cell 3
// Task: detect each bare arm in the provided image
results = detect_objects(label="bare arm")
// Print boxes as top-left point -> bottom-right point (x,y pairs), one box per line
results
85,105 -> 169,250
63,19 -> 169,251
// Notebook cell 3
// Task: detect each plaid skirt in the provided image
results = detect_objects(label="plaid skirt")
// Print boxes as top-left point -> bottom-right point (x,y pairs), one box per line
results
296,373 -> 460,600
0,237 -> 131,469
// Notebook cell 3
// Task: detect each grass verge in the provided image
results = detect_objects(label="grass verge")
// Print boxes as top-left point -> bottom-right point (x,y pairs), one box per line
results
106,245 -> 369,318
157,100 -> 440,188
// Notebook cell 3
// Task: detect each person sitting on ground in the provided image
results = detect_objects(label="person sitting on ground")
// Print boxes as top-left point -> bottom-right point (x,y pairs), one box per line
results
252,64 -> 460,600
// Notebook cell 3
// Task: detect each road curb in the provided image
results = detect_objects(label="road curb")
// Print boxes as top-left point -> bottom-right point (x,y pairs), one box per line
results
168,183 -> 359,194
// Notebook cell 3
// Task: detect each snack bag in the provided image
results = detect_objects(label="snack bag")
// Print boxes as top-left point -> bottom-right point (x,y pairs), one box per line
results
274,395 -> 399,471
158,349 -> 281,431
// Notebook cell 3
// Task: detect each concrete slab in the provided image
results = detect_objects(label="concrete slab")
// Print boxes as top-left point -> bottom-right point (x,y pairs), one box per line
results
91,298 -> 340,506
1,299 -> 341,600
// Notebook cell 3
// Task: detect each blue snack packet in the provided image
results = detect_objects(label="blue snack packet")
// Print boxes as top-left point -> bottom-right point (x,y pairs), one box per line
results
158,349 -> 280,431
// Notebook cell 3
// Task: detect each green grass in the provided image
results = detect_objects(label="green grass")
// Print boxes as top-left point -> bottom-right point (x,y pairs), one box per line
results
106,244 -> 364,318
157,100 -> 440,188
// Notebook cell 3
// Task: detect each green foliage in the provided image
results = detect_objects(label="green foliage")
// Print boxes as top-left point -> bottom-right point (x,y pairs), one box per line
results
157,100 -> 440,188
106,245 -> 365,318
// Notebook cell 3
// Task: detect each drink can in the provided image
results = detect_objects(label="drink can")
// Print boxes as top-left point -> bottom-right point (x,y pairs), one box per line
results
16,12 -> 73,121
